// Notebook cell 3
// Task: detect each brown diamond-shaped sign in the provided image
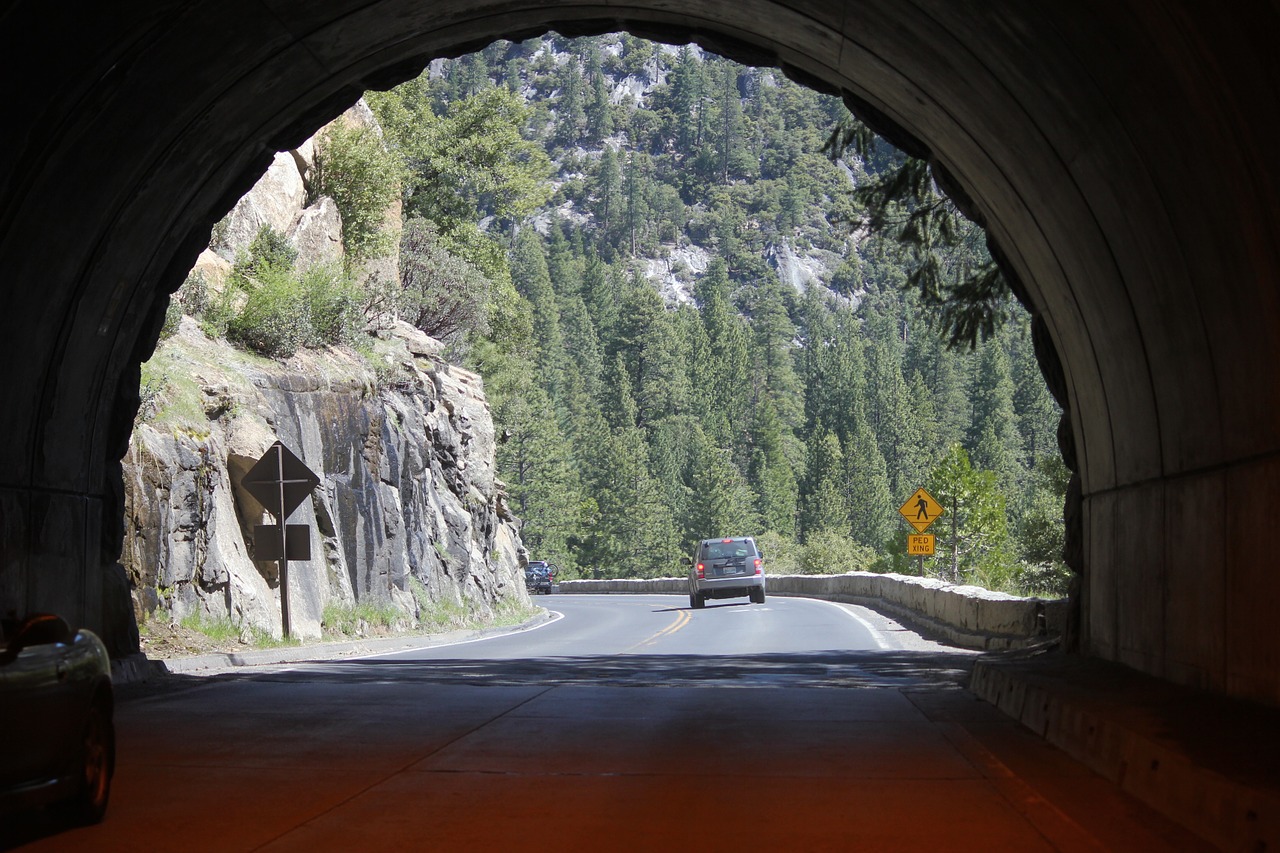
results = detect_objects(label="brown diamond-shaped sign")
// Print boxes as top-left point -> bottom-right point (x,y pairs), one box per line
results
242,442 -> 320,520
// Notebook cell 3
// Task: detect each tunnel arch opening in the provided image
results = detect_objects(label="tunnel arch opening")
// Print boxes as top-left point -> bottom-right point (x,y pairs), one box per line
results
130,28 -> 1072,657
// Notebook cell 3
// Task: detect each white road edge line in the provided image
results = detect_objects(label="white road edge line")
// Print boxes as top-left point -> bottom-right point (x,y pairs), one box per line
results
271,608 -> 568,671
801,597 -> 893,650
349,608 -> 568,660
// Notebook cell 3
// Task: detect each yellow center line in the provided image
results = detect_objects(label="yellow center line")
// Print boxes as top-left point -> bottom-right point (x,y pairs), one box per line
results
623,609 -> 691,653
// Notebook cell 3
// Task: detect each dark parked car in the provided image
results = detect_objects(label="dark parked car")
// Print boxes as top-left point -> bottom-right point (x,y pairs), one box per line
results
0,613 -> 115,825
524,561 -> 556,595
689,537 -> 766,608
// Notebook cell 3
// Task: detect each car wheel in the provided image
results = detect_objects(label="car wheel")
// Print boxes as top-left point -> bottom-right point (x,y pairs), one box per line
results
750,587 -> 765,604
65,699 -> 113,825
690,591 -> 705,609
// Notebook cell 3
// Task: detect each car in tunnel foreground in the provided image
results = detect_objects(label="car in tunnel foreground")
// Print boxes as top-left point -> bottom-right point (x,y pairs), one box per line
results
689,537 -> 766,608
0,613 -> 115,825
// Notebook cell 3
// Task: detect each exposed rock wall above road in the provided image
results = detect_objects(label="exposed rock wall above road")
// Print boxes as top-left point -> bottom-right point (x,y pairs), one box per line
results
123,319 -> 526,640
207,99 -> 398,286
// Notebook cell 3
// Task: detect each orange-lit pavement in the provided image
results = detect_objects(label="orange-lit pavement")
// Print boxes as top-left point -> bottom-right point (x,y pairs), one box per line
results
6,597 -> 1211,851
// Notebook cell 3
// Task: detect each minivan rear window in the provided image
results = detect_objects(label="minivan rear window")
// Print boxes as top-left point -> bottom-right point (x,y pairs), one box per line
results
703,541 -> 751,559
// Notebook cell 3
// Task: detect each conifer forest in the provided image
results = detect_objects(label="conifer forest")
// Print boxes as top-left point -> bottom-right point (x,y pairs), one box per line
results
197,33 -> 1070,597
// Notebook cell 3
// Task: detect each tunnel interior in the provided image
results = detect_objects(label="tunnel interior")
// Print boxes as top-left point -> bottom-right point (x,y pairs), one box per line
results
1,0 -> 1278,707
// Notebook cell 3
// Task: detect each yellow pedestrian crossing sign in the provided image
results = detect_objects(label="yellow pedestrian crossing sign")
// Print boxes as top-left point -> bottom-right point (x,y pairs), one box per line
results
899,487 -> 944,533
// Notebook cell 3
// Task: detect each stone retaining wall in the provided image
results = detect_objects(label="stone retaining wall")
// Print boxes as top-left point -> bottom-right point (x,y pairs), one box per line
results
557,573 -> 1067,650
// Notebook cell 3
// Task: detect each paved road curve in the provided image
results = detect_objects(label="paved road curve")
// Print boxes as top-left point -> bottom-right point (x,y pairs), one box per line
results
6,595 -> 1209,851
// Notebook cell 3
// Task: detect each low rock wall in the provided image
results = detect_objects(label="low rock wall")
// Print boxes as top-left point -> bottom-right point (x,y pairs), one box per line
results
557,573 -> 1067,650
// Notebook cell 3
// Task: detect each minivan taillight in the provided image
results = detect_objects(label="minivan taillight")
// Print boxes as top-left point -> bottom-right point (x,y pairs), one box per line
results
696,562 -> 705,579
753,558 -> 762,575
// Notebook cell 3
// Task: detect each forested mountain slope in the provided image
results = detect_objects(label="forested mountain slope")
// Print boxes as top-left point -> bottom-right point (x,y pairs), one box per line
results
161,33 -> 1066,597
360,33 -> 1066,595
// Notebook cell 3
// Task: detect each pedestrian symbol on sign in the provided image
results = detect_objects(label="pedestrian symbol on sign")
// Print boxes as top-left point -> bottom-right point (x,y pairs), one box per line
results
899,487 -> 944,534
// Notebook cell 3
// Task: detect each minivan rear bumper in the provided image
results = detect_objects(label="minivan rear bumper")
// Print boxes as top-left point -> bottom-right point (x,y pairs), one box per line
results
692,574 -> 764,599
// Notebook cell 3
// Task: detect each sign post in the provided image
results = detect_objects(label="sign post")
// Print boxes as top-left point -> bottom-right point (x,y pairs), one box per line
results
898,488 -> 944,575
241,442 -> 320,638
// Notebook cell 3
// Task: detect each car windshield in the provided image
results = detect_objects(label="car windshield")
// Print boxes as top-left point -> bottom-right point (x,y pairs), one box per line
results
703,541 -> 750,559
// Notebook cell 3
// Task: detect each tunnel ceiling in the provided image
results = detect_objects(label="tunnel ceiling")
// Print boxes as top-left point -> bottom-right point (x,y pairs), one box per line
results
2,0 -> 1279,704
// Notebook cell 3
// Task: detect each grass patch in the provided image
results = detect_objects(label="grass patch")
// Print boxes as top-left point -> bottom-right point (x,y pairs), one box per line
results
490,595 -> 540,627
322,600 -> 405,638
179,612 -> 239,642
247,627 -> 302,648
137,353 -> 208,434
417,596 -> 471,632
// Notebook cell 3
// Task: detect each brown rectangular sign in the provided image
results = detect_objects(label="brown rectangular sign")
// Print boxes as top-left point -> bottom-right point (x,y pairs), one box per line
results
255,524 -> 311,561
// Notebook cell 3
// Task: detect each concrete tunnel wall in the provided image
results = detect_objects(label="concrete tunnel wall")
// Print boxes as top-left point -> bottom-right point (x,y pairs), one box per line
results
0,0 -> 1278,705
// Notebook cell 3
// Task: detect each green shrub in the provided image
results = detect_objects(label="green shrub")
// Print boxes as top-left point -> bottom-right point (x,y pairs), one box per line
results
245,224 -> 298,274
313,120 -> 404,262
159,296 -> 183,341
199,282 -> 239,339
755,531 -> 799,575
797,530 -> 877,575
398,218 -> 490,342
227,263 -> 310,357
1012,560 -> 1072,598
177,269 -> 211,317
300,261 -> 361,346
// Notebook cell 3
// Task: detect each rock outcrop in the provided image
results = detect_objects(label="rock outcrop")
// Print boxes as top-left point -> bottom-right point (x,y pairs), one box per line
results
123,99 -> 522,640
208,99 -> 399,286
124,319 -> 526,640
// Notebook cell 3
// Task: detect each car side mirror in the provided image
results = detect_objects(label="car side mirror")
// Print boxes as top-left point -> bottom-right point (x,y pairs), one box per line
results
757,550 -> 765,559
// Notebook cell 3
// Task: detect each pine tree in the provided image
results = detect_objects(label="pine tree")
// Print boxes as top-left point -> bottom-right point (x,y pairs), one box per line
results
748,396 -> 799,537
649,415 -> 704,550
581,251 -> 618,342
600,352 -> 639,432
496,384 -> 582,572
510,229 -> 565,388
689,442 -> 758,538
843,419 -> 894,549
924,444 -> 1011,584
587,421 -> 681,577
623,151 -> 652,255
696,259 -> 750,448
745,278 -> 803,433
865,336 -> 919,498
636,303 -> 692,427
712,61 -> 749,182
585,44 -> 614,143
559,294 -> 605,399
555,56 -> 586,146
1010,317 -> 1060,475
669,46 -> 704,164
594,149 -> 622,257
799,426 -> 849,538
968,334 -> 1020,496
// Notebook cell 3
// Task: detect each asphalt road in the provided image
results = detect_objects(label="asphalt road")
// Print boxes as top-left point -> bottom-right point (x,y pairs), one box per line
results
5,594 -> 1210,852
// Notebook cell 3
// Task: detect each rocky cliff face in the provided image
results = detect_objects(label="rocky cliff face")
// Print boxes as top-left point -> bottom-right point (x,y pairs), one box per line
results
124,320 -> 526,640
122,100 -> 526,640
